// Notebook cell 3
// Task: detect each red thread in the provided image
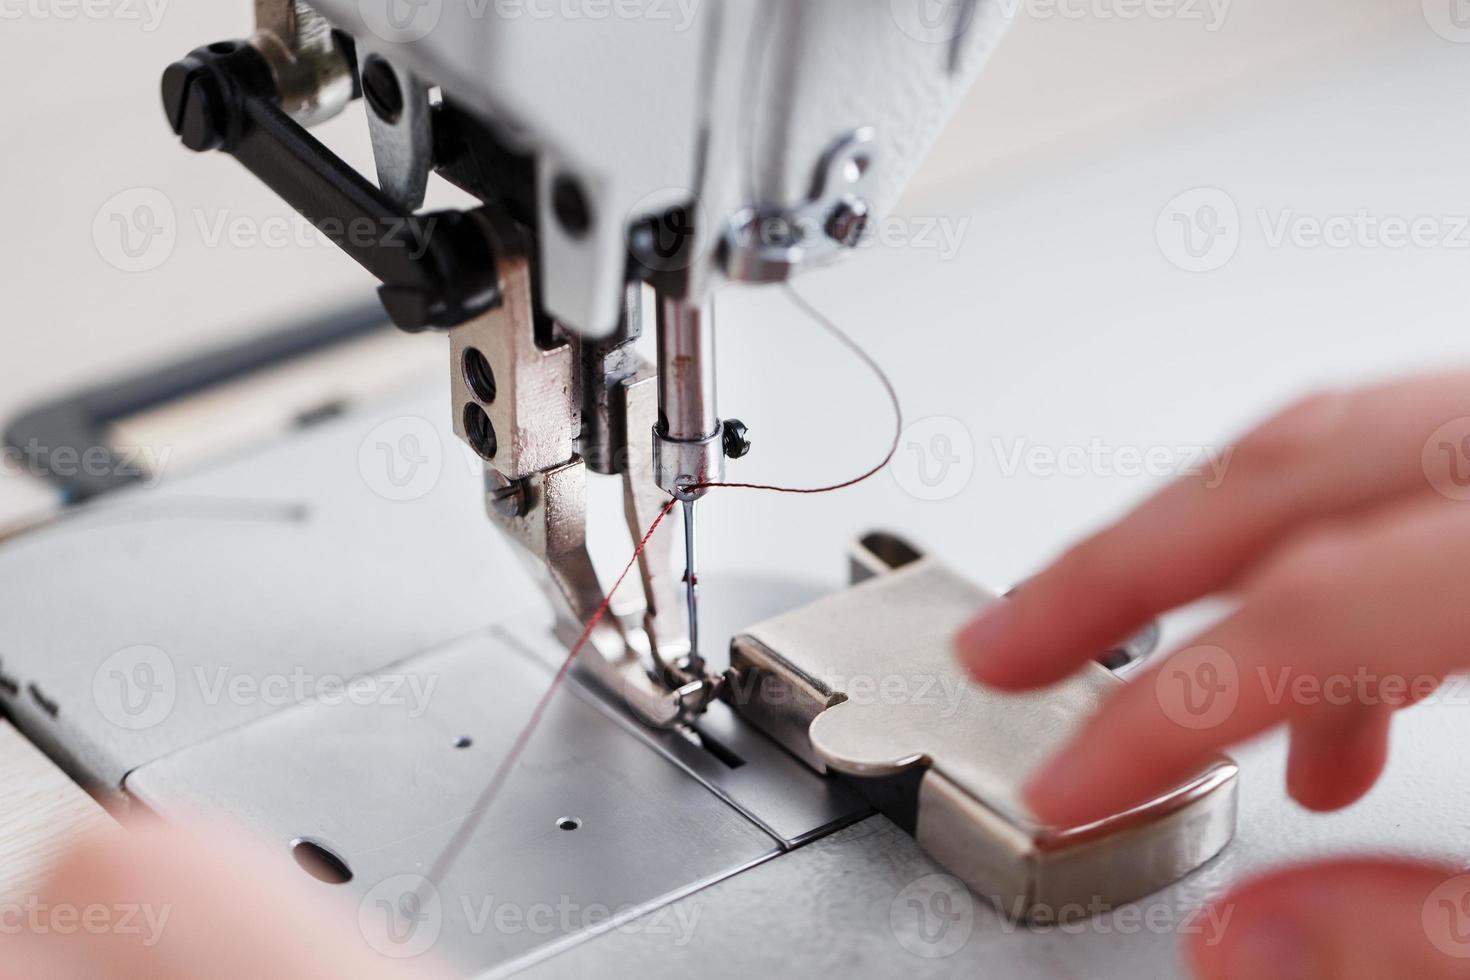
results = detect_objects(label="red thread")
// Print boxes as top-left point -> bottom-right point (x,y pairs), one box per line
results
425,497 -> 677,888
691,285 -> 903,496
429,286 -> 900,886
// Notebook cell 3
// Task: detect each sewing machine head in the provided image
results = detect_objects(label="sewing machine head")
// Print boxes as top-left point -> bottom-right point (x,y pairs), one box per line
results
162,0 -> 1002,723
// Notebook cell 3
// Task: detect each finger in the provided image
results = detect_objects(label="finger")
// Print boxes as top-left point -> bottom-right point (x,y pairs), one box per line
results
0,817 -> 451,980
958,372 -> 1470,690
1285,709 -> 1392,812
1190,859 -> 1470,980
1023,497 -> 1470,827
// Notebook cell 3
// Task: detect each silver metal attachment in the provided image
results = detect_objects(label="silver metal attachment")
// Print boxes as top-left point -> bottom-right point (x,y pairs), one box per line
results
723,127 -> 880,283
250,0 -> 355,128
446,218 -> 722,727
728,535 -> 1238,920
359,52 -> 433,211
653,294 -> 725,501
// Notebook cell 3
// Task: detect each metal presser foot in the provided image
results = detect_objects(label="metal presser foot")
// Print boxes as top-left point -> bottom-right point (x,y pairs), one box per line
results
722,533 -> 1239,921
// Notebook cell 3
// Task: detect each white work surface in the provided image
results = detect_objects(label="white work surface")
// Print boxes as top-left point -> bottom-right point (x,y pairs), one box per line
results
3,1 -> 1470,976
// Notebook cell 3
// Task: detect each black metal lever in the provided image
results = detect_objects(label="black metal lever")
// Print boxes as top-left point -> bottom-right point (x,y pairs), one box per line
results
161,41 -> 501,332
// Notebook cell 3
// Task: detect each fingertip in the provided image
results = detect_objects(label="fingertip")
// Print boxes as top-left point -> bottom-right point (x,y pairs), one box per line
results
1188,859 -> 1467,980
1285,713 -> 1391,813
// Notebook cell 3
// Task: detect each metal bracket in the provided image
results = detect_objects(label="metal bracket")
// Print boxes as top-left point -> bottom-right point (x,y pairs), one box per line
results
722,127 -> 881,283
726,535 -> 1238,920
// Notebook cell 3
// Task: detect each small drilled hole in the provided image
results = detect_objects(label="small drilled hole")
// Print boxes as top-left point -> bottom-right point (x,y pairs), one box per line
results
292,839 -> 353,885
556,817 -> 582,832
463,404 -> 497,460
455,736 -> 473,749
208,41 -> 239,55
362,55 -> 404,125
551,175 -> 593,238
462,348 -> 497,404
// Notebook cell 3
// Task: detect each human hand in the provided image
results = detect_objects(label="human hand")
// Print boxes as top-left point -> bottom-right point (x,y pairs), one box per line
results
0,817 -> 453,980
952,371 -> 1470,977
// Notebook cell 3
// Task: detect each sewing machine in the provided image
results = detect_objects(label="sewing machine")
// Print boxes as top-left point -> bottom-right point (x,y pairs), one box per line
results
22,1 -> 1470,976
60,0 -> 1237,970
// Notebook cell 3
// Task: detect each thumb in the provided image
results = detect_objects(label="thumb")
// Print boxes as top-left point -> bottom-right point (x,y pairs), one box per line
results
1190,858 -> 1470,980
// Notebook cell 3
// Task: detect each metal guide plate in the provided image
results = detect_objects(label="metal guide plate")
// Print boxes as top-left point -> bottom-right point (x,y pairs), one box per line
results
494,581 -> 871,849
125,631 -> 782,977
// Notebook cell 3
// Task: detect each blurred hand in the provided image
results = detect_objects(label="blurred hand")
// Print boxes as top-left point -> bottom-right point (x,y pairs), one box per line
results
0,818 -> 451,980
953,370 -> 1470,978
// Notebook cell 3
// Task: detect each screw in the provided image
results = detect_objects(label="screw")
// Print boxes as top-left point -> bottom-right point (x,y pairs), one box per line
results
825,198 -> 872,249
722,419 -> 752,460
161,61 -> 226,152
487,472 -> 527,518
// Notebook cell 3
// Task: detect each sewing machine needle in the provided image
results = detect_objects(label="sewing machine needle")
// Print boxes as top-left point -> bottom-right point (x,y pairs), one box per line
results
681,497 -> 702,675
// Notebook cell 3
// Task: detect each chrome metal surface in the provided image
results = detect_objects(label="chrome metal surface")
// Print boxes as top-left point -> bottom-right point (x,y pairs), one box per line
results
615,371 -> 687,668
361,54 -> 433,211
654,296 -> 719,444
124,631 -> 781,977
449,218 -> 576,483
496,619 -> 870,851
723,128 -> 881,283
730,549 -> 1237,919
250,0 -> 355,127
680,499 -> 701,673
653,296 -> 724,502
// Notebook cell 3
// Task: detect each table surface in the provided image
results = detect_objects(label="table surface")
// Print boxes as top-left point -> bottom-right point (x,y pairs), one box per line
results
0,722 -> 109,899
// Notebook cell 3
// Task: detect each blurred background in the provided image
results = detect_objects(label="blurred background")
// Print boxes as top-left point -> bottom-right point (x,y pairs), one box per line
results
3,0 -> 1466,592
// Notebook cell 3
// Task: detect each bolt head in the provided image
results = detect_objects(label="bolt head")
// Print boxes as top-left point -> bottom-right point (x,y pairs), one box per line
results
722,419 -> 752,460
825,199 -> 872,248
